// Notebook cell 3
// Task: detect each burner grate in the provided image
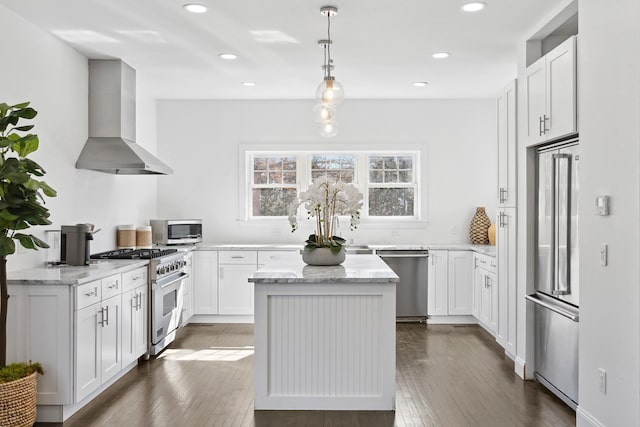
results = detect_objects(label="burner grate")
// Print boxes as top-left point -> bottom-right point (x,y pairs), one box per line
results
91,248 -> 178,260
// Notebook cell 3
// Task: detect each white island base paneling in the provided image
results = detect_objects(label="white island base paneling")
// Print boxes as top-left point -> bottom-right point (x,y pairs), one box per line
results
254,283 -> 396,410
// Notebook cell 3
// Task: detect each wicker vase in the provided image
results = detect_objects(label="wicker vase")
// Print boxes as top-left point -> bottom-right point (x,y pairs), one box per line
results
469,207 -> 491,245
0,372 -> 38,427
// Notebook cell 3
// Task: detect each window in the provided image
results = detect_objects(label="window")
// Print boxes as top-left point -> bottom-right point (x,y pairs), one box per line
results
246,150 -> 419,220
250,155 -> 298,217
367,155 -> 416,217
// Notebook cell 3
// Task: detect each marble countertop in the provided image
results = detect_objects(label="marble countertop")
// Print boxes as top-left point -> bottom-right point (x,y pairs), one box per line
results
249,254 -> 399,284
8,259 -> 149,286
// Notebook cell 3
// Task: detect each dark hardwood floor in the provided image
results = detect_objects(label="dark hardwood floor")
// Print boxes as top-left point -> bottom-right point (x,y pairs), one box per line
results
38,323 -> 575,427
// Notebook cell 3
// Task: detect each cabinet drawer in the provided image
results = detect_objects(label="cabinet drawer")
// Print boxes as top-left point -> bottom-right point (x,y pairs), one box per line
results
76,280 -> 101,310
122,267 -> 148,292
219,250 -> 257,265
474,254 -> 497,274
258,250 -> 297,265
101,274 -> 122,300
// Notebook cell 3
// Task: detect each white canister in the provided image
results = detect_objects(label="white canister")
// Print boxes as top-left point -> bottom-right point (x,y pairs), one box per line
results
136,226 -> 152,249
117,225 -> 136,249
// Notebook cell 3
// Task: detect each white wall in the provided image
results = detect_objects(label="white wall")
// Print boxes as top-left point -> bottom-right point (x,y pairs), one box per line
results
0,5 -> 159,270
156,99 -> 496,245
576,0 -> 640,425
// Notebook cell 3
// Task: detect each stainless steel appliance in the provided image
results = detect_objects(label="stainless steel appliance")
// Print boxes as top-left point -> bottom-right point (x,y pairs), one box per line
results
526,138 -> 579,409
60,224 -> 96,266
91,248 -> 189,355
150,219 -> 203,245
377,249 -> 429,321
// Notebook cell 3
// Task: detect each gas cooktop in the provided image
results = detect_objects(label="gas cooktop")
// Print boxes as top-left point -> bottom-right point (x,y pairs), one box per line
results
90,248 -> 178,260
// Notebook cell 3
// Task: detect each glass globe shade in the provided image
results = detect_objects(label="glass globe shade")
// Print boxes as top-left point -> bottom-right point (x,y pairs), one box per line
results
312,103 -> 336,124
319,119 -> 338,138
316,78 -> 344,106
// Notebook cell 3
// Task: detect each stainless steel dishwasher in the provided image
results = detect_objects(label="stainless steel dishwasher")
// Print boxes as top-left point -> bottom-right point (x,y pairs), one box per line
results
376,249 -> 429,321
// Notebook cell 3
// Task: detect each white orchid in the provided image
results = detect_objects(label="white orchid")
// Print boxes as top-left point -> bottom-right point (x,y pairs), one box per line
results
288,177 -> 363,252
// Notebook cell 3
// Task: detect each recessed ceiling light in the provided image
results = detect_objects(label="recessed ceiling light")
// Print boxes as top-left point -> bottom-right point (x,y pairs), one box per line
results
183,4 -> 207,13
241,82 -> 256,87
413,82 -> 428,87
462,2 -> 486,12
218,53 -> 238,60
432,52 -> 450,59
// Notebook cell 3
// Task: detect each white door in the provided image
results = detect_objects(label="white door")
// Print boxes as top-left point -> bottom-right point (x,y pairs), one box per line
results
427,250 -> 448,316
218,264 -> 255,315
447,251 -> 473,315
100,294 -> 122,384
546,36 -> 577,140
524,56 -> 547,145
193,251 -> 219,314
75,304 -> 101,401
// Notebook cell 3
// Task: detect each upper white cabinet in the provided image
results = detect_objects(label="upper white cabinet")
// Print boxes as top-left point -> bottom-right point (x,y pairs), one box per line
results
497,80 -> 517,207
525,36 -> 577,145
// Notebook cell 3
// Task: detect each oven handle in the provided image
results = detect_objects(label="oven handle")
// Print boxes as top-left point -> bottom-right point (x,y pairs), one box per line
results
157,272 -> 189,290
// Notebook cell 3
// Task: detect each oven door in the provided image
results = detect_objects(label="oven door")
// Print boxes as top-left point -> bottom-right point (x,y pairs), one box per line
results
152,272 -> 187,346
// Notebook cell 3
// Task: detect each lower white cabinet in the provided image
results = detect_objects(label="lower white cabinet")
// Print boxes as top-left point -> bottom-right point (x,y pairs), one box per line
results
473,253 -> 498,335
193,250 -> 219,314
181,252 -> 194,325
218,251 -> 258,315
122,285 -> 148,367
496,207 -> 517,356
427,250 -> 473,318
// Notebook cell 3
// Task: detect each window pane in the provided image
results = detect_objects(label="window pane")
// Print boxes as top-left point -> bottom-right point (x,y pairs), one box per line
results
268,157 -> 282,171
311,170 -> 324,180
254,157 -> 267,171
283,171 -> 296,184
340,170 -> 354,183
369,170 -> 383,183
254,172 -> 267,184
368,188 -> 415,216
283,157 -> 296,170
383,156 -> 397,169
268,171 -> 282,184
369,156 -> 383,169
311,154 -> 355,183
399,170 -> 413,183
398,156 -> 413,169
252,188 -> 298,216
384,170 -> 398,183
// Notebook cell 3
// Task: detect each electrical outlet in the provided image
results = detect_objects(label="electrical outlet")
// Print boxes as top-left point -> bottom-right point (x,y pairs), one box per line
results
599,368 -> 607,394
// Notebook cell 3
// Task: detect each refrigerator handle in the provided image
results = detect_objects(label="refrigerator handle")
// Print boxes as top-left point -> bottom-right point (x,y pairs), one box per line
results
550,154 -> 557,295
552,153 -> 571,296
526,294 -> 579,321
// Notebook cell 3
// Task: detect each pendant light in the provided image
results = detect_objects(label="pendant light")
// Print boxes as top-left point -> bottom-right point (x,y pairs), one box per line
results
316,6 -> 344,106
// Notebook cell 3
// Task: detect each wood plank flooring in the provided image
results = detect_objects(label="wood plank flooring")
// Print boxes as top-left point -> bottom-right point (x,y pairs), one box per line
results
38,323 -> 575,427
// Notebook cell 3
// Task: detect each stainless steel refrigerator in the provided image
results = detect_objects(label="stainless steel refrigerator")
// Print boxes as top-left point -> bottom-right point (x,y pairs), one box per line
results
526,138 -> 579,409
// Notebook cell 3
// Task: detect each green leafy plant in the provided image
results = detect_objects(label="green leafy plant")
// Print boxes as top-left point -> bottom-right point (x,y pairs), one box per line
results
0,102 -> 57,368
0,362 -> 43,384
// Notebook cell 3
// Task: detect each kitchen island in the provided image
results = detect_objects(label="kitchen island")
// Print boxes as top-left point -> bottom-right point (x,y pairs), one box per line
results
249,254 -> 399,411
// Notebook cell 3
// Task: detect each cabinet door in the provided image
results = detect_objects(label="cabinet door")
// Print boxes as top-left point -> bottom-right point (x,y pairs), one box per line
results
181,253 -> 194,325
100,294 -> 122,384
498,80 -> 517,207
218,264 -> 256,315
488,271 -> 498,334
480,271 -> 492,328
497,207 -> 517,355
546,36 -> 577,140
472,262 -> 483,319
427,250 -> 448,316
133,285 -> 148,359
75,304 -> 101,402
447,251 -> 473,315
193,251 -> 218,314
121,289 -> 137,367
524,56 -> 547,145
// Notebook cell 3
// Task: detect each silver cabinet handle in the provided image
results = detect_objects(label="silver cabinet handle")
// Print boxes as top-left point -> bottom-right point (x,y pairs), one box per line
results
539,116 -> 544,136
85,287 -> 98,297
231,256 -> 244,259
499,187 -> 507,203
108,280 -> 119,289
103,305 -> 109,326
98,307 -> 105,326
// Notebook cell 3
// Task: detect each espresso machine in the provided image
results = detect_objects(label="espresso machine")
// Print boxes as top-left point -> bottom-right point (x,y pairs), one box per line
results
60,224 -> 95,266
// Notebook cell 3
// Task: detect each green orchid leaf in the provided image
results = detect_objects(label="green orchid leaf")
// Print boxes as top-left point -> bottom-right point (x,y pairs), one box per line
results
0,235 -> 15,256
332,236 -> 347,245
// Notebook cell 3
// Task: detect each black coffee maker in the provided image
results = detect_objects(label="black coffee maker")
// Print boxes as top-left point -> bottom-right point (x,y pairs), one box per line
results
60,224 -> 95,266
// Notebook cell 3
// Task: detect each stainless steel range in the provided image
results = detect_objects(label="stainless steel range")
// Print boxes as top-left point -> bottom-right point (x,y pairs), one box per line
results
91,248 -> 190,356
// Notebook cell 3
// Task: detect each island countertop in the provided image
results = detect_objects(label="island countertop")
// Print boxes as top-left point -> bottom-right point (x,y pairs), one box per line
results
248,253 -> 399,284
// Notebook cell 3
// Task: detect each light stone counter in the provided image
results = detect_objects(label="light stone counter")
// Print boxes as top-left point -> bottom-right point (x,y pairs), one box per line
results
252,253 -> 397,411
7,259 -> 149,286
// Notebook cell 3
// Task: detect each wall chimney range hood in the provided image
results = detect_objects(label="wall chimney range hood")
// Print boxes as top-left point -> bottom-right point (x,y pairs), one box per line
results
76,59 -> 173,175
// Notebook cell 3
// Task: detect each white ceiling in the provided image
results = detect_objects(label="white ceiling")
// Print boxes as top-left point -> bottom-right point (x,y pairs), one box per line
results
0,0 -> 562,100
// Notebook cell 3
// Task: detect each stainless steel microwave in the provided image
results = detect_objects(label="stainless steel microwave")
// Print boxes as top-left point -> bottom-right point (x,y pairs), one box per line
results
150,219 -> 203,245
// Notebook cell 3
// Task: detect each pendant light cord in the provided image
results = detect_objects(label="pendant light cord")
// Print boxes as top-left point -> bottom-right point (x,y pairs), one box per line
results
326,12 -> 332,78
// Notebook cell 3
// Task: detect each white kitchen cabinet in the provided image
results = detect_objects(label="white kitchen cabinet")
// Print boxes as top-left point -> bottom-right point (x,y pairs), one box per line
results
218,250 -> 258,315
258,250 -> 298,265
496,207 -> 517,357
525,36 -> 577,145
193,250 -> 219,314
473,253 -> 498,335
75,301 -> 102,401
497,79 -> 517,207
122,267 -> 148,366
181,252 -> 194,325
427,250 -> 473,320
427,250 -> 448,316
447,251 -> 474,315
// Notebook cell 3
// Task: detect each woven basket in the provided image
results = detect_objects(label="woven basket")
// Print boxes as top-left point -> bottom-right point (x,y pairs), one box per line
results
0,372 -> 38,427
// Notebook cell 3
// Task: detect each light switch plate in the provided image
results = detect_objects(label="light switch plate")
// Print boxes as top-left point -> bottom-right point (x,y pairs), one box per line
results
595,195 -> 610,215
600,244 -> 608,266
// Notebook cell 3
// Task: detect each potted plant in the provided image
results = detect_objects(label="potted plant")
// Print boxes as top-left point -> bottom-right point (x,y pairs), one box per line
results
288,176 -> 363,265
0,102 -> 56,426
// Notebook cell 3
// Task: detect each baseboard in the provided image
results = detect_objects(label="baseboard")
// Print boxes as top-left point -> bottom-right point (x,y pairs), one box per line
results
189,314 -> 255,324
577,406 -> 605,427
514,356 -> 526,379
